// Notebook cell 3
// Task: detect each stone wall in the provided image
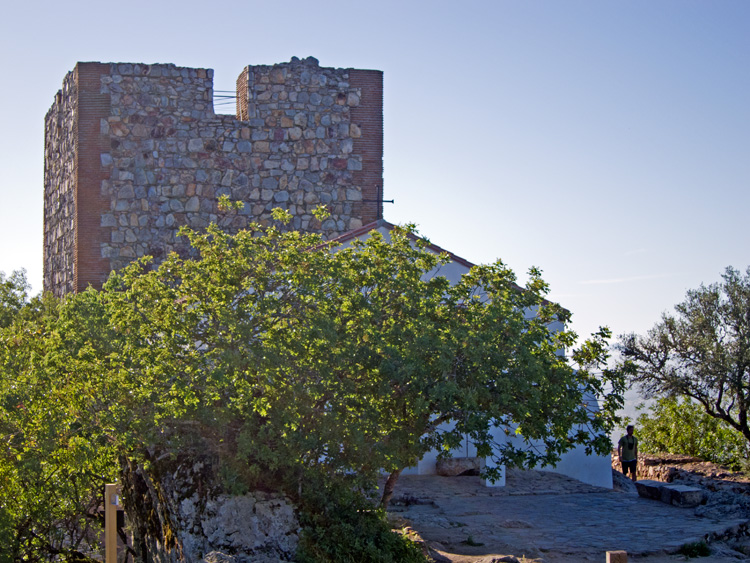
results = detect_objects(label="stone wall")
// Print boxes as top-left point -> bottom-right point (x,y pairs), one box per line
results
611,452 -> 750,491
44,72 -> 78,296
44,57 -> 384,296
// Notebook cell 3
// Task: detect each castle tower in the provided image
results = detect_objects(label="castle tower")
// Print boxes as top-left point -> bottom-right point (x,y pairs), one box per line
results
44,57 -> 384,297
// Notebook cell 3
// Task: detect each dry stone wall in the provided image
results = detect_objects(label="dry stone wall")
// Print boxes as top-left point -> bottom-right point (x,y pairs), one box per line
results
44,57 -> 383,296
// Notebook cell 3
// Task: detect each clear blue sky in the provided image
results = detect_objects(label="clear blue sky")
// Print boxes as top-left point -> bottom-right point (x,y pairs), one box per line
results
1,1 -> 748,364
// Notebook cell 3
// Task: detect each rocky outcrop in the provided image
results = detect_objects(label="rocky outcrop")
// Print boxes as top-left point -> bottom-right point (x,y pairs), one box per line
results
611,469 -> 638,494
120,455 -> 299,562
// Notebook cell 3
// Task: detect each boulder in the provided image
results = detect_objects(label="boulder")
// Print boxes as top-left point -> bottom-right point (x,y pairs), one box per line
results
611,469 -> 638,494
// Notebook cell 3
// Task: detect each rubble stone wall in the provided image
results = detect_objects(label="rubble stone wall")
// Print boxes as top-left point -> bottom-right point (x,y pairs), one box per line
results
612,452 -> 750,491
44,72 -> 78,296
44,57 -> 384,296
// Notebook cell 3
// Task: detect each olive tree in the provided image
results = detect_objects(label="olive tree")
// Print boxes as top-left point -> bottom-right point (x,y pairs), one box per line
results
619,266 -> 750,446
634,397 -> 748,469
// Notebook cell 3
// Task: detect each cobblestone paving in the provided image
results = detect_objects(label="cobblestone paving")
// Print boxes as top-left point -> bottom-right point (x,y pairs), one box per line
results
388,469 -> 749,560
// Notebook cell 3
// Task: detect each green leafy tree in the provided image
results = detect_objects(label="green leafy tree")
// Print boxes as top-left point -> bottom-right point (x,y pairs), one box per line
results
619,266 -> 750,448
0,214 -> 624,561
0,270 -> 31,328
634,397 -> 749,469
100,215 -> 621,554
0,274 -> 120,561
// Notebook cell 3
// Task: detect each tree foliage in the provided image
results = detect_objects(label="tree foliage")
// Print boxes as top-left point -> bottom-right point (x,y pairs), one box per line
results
0,270 -> 31,328
0,216 -> 623,560
97,219 -> 621,491
619,266 -> 750,447
634,397 -> 749,469
0,272 -> 118,562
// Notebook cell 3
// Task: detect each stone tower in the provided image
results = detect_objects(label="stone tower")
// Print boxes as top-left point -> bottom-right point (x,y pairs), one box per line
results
44,57 -> 383,297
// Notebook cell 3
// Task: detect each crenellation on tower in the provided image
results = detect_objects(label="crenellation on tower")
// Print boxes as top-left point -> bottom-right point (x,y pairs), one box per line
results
43,57 -> 384,297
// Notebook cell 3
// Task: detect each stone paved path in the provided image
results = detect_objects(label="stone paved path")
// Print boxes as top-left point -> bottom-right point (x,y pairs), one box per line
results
387,469 -> 750,561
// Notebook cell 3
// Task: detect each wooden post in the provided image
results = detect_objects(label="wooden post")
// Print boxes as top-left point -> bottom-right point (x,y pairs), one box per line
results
105,483 -> 119,563
606,550 -> 628,563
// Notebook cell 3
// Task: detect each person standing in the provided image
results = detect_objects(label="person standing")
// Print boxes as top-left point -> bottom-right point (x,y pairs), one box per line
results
618,424 -> 638,481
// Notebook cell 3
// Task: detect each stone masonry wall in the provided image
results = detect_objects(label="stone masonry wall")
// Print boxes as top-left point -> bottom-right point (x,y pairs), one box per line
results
44,57 -> 384,296
45,74 -> 77,296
